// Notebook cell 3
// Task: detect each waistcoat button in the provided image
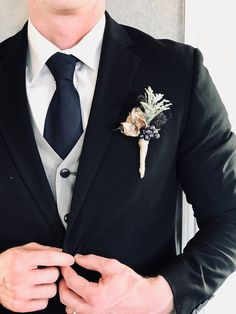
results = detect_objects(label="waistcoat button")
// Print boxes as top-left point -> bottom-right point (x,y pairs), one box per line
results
60,168 -> 70,178
64,214 -> 69,223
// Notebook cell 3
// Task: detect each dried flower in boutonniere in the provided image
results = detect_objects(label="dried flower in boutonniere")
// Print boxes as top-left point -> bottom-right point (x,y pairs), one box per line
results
119,86 -> 172,178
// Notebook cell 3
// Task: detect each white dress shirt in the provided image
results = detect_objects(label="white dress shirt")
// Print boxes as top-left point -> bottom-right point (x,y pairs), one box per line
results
26,15 -> 105,134
26,16 -> 106,227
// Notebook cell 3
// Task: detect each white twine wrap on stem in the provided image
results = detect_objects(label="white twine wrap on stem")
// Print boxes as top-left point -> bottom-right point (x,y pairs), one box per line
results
138,139 -> 149,178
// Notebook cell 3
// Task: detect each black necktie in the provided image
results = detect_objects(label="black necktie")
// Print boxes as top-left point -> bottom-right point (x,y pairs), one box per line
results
44,52 -> 83,159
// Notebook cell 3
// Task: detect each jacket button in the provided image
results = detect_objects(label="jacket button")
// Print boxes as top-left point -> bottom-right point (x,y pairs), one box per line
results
64,214 -> 69,223
60,168 -> 70,178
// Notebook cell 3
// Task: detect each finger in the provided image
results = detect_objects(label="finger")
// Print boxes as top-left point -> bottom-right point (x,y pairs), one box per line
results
30,284 -> 57,300
59,279 -> 90,313
27,299 -> 48,312
75,254 -> 122,276
65,307 -> 72,314
65,307 -> 82,314
23,242 -> 62,252
31,267 -> 60,285
10,299 -> 48,313
15,284 -> 57,300
61,267 -> 97,301
26,251 -> 74,268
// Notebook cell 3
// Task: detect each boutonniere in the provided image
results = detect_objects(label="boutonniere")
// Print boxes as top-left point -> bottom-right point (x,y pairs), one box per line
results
119,86 -> 172,178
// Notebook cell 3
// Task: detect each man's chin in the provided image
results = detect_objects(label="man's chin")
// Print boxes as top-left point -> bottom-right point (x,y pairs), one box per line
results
42,0 -> 89,14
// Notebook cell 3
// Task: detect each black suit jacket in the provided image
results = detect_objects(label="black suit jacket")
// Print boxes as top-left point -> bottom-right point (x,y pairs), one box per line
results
0,13 -> 236,314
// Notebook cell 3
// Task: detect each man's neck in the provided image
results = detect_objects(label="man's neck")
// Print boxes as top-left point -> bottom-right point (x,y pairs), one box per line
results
29,2 -> 105,50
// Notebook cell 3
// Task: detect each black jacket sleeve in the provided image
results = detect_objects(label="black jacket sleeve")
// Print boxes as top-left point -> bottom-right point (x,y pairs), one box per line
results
159,48 -> 236,314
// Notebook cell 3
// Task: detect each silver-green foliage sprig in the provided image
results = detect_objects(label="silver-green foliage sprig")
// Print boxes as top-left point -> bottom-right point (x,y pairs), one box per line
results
140,86 -> 172,126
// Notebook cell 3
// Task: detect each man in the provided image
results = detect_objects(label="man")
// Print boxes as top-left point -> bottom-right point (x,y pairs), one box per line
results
0,0 -> 235,313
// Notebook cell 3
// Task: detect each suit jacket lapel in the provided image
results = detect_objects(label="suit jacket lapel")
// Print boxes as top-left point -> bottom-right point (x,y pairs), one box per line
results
66,14 -> 141,238
0,25 -> 65,236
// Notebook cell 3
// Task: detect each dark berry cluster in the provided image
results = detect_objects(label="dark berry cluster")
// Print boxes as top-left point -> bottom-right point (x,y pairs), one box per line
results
139,125 -> 160,141
151,112 -> 168,129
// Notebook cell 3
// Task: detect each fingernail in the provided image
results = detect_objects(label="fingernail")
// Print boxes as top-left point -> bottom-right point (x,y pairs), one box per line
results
75,253 -> 84,258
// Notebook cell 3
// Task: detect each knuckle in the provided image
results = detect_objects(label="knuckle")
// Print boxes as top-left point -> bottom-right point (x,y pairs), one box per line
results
6,246 -> 19,255
11,286 -> 23,300
4,273 -> 14,288
24,242 -> 37,248
9,250 -> 20,263
4,273 -> 21,293
106,258 -> 119,270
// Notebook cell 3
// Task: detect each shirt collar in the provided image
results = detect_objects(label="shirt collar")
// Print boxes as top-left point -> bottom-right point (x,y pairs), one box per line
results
27,14 -> 106,82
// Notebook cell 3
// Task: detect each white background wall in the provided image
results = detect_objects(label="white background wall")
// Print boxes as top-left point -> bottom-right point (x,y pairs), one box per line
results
106,0 -> 184,41
0,0 -> 28,41
185,1 -> 236,313
0,0 -> 184,42
185,0 -> 236,131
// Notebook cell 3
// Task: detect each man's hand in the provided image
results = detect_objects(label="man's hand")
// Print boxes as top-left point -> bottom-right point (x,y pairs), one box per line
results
0,242 -> 74,312
59,254 -> 174,314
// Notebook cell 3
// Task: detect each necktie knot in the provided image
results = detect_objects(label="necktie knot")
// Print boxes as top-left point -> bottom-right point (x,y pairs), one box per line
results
46,52 -> 78,81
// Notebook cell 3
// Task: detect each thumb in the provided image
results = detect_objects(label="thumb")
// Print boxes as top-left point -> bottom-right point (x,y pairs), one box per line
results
74,254 -> 122,277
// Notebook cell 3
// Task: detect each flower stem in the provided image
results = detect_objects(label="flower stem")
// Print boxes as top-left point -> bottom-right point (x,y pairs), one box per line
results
138,139 -> 149,178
